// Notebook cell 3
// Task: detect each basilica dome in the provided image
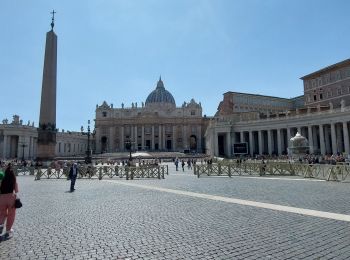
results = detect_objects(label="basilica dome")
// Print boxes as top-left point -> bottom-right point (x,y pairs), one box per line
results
145,77 -> 176,107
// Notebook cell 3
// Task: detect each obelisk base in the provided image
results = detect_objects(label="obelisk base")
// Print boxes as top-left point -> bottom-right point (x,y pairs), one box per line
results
36,143 -> 56,161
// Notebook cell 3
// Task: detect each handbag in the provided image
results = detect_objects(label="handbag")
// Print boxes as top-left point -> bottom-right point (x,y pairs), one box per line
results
15,198 -> 22,209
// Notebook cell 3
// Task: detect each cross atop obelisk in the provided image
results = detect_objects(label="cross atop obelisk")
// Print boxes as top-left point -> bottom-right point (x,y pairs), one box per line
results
50,10 -> 56,30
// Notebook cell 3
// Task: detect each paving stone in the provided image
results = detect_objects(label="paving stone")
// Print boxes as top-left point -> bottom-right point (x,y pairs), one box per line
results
1,163 -> 350,259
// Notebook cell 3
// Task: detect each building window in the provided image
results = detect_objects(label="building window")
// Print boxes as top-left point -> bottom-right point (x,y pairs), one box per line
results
337,89 -> 342,95
191,110 -> 195,115
320,94 -> 323,100
102,111 -> 107,117
314,95 -> 317,101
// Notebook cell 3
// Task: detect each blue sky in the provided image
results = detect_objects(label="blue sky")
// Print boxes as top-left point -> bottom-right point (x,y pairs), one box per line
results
1,0 -> 350,131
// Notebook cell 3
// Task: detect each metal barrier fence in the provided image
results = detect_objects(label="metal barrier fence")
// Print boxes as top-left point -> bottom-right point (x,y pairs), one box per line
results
34,164 -> 168,180
194,162 -> 350,182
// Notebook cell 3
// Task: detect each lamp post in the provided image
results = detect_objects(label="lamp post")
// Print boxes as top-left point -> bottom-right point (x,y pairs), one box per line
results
125,139 -> 135,163
19,143 -> 27,162
81,120 -> 92,164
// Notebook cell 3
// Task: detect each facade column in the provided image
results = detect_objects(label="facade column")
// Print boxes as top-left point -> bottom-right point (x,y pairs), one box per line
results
267,130 -> 273,155
141,126 -> 145,150
343,122 -> 350,155
120,126 -> 124,151
172,125 -> 176,151
198,125 -> 202,153
183,125 -> 187,150
151,126 -> 155,150
249,131 -> 254,156
277,129 -> 282,156
331,123 -> 337,154
308,126 -> 314,154
109,127 -> 114,153
163,125 -> 166,150
158,125 -> 162,150
258,131 -> 263,155
240,131 -> 244,143
319,124 -> 326,155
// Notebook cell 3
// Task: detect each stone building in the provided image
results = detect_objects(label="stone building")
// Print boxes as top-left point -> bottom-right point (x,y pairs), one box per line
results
205,59 -> 350,158
0,115 -> 88,160
94,77 -> 207,153
302,59 -> 350,109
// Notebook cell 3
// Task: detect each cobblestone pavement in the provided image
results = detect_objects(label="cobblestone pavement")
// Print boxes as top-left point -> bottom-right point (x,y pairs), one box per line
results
1,163 -> 350,259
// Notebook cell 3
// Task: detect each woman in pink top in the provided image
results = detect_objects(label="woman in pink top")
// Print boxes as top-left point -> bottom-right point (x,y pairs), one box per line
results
0,164 -> 18,238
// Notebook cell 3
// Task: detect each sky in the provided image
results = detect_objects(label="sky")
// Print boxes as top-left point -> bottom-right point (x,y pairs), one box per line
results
1,0 -> 350,132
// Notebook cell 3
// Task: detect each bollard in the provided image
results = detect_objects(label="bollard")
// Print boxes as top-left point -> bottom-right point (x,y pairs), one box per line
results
130,169 -> 135,180
98,168 -> 103,180
35,168 -> 41,180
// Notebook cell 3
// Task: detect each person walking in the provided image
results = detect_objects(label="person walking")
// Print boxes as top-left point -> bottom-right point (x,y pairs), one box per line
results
181,160 -> 185,172
0,164 -> 19,239
69,163 -> 78,192
175,158 -> 179,171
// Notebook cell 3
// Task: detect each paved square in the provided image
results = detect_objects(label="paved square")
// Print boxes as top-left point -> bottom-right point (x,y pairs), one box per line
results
1,163 -> 350,259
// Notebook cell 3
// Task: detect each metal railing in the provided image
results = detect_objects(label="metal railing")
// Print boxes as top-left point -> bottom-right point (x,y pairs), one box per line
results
34,164 -> 167,180
194,162 -> 350,182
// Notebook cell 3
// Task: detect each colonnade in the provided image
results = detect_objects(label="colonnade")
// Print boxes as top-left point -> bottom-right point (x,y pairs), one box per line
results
215,120 -> 350,157
0,135 -> 37,159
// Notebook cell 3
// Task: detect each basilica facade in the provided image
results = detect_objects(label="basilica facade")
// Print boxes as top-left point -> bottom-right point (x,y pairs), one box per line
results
94,78 -> 207,154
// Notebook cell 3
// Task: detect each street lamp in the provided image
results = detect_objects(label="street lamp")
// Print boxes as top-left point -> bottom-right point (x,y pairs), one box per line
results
125,139 -> 135,163
19,143 -> 27,162
81,120 -> 92,164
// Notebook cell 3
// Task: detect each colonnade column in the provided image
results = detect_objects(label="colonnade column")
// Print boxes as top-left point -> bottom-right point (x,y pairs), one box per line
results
343,122 -> 350,155
240,131 -> 244,143
214,131 -> 219,156
277,129 -> 282,156
308,126 -> 314,154
134,126 -> 138,150
141,126 -> 145,150
267,130 -> 273,155
331,123 -> 337,154
121,126 -> 124,151
258,131 -> 263,155
226,132 -> 232,157
319,124 -> 326,155
2,135 -> 8,159
336,123 -> 343,153
249,131 -> 254,156
151,126 -> 155,150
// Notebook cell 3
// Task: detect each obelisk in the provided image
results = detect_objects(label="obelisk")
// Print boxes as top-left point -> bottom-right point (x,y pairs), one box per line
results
37,11 -> 57,161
